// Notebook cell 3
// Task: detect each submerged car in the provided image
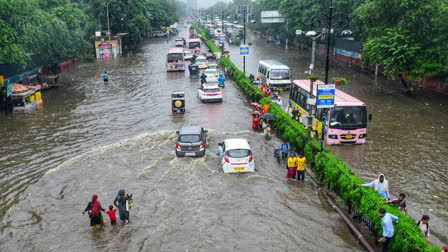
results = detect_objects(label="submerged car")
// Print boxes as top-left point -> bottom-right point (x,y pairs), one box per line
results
198,85 -> 222,103
203,69 -> 219,83
218,139 -> 255,173
207,63 -> 219,70
183,50 -> 193,61
196,56 -> 208,69
205,52 -> 215,61
176,126 -> 208,157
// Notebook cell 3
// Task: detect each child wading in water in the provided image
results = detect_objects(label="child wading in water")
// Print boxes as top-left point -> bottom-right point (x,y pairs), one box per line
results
106,205 -> 117,224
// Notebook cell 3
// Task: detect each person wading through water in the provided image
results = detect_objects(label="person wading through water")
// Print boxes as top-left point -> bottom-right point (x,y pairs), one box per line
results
82,194 -> 105,231
114,189 -> 130,224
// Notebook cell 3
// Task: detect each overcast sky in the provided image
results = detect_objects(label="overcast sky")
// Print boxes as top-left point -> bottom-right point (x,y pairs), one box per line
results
183,0 -> 229,9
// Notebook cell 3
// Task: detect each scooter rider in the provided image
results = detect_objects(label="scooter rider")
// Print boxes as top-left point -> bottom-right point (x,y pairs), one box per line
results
218,74 -> 226,88
200,72 -> 207,84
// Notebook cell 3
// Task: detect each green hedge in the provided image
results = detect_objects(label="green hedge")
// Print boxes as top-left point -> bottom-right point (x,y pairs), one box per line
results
194,22 -> 440,252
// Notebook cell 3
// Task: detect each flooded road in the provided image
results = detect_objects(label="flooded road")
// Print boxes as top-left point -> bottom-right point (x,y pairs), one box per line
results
229,31 -> 448,245
0,29 -> 364,251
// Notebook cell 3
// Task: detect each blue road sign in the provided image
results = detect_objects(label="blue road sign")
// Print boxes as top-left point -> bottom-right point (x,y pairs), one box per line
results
210,29 -> 214,35
317,84 -> 335,108
220,35 -> 226,42
240,46 -> 249,56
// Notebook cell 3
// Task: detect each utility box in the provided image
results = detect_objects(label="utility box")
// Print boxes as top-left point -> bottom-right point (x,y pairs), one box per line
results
300,115 -> 314,127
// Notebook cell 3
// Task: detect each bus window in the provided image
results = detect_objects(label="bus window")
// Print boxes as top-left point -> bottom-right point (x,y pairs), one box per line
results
267,71 -> 270,79
271,71 -> 290,80
168,53 -> 183,63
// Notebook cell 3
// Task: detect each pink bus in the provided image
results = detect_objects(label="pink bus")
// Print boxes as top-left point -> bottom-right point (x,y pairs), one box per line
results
188,38 -> 202,56
289,79 -> 368,145
166,47 -> 185,72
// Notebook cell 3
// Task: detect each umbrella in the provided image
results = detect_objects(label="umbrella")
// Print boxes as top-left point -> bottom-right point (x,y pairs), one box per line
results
261,113 -> 277,121
250,102 -> 260,107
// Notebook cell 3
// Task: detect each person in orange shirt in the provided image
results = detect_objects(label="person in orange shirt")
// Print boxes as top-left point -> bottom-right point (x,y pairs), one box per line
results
263,102 -> 270,113
296,152 -> 307,181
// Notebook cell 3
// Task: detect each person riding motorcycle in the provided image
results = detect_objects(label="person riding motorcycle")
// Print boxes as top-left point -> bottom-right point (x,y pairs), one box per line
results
218,74 -> 226,88
200,73 -> 207,84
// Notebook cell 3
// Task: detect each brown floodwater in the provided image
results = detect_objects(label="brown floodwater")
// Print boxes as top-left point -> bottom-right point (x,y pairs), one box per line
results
229,31 -> 448,246
0,28 -> 365,251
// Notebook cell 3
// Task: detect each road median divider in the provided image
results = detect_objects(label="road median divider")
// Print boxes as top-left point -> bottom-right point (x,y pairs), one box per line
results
194,22 -> 439,251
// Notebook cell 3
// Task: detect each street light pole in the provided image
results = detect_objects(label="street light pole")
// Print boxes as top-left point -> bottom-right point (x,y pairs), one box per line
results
107,1 -> 111,41
324,0 -> 333,84
221,9 -> 225,55
243,8 -> 246,74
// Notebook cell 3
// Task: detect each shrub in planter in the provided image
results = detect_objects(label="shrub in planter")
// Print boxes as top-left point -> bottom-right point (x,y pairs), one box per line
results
308,74 -> 320,82
332,77 -> 347,86
233,39 -> 241,46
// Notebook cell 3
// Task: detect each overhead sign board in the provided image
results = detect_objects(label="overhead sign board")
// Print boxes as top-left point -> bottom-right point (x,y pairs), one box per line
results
317,84 -> 335,108
240,45 -> 249,56
261,11 -> 285,24
237,5 -> 250,15
220,35 -> 226,42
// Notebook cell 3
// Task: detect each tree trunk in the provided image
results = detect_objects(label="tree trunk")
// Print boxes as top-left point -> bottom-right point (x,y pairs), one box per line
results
398,73 -> 411,94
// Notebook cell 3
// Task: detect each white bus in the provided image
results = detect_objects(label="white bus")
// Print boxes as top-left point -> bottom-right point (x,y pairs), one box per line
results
257,60 -> 291,90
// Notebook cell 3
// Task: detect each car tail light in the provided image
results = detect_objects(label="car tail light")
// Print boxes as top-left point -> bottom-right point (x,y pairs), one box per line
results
249,151 -> 253,162
224,152 -> 230,163
200,142 -> 205,150
176,142 -> 181,150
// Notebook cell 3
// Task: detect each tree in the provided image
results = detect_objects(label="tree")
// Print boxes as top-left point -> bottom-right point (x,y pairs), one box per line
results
0,20 -> 29,66
355,0 -> 448,90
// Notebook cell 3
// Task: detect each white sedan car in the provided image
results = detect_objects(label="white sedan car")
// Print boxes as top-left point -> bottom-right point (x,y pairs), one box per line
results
196,56 -> 208,69
203,69 -> 219,83
198,85 -> 222,103
183,50 -> 193,60
218,139 -> 255,173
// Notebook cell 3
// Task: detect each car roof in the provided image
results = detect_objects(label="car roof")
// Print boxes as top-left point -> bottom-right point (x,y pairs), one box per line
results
203,85 -> 219,89
205,69 -> 217,72
179,126 -> 203,135
197,55 -> 206,59
224,138 -> 250,150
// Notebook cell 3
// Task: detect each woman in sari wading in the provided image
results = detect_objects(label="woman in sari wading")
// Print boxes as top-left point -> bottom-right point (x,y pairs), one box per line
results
114,189 -> 130,224
82,194 -> 105,231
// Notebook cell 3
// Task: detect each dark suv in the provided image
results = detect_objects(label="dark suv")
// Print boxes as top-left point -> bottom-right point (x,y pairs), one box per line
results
176,126 -> 208,157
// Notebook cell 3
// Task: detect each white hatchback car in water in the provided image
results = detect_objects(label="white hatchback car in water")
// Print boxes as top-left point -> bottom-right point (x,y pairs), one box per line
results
198,85 -> 222,103
218,139 -> 255,173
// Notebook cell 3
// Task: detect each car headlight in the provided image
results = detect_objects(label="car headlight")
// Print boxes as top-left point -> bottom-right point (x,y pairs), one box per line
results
328,134 -> 338,139
359,134 -> 366,139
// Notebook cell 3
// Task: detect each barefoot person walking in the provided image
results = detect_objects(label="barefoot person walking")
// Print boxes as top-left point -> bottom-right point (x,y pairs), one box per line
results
114,189 -> 130,224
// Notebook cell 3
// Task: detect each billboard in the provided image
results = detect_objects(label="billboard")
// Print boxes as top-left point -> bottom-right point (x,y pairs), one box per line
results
261,11 -> 285,23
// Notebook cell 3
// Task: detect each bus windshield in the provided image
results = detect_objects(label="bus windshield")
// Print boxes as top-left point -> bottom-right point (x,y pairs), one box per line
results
270,70 -> 290,80
189,42 -> 200,49
329,106 -> 367,129
167,53 -> 183,63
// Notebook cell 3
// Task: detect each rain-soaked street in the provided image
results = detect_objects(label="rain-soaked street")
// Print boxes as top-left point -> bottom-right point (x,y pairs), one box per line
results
0,26 -> 446,250
0,28 -> 363,251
